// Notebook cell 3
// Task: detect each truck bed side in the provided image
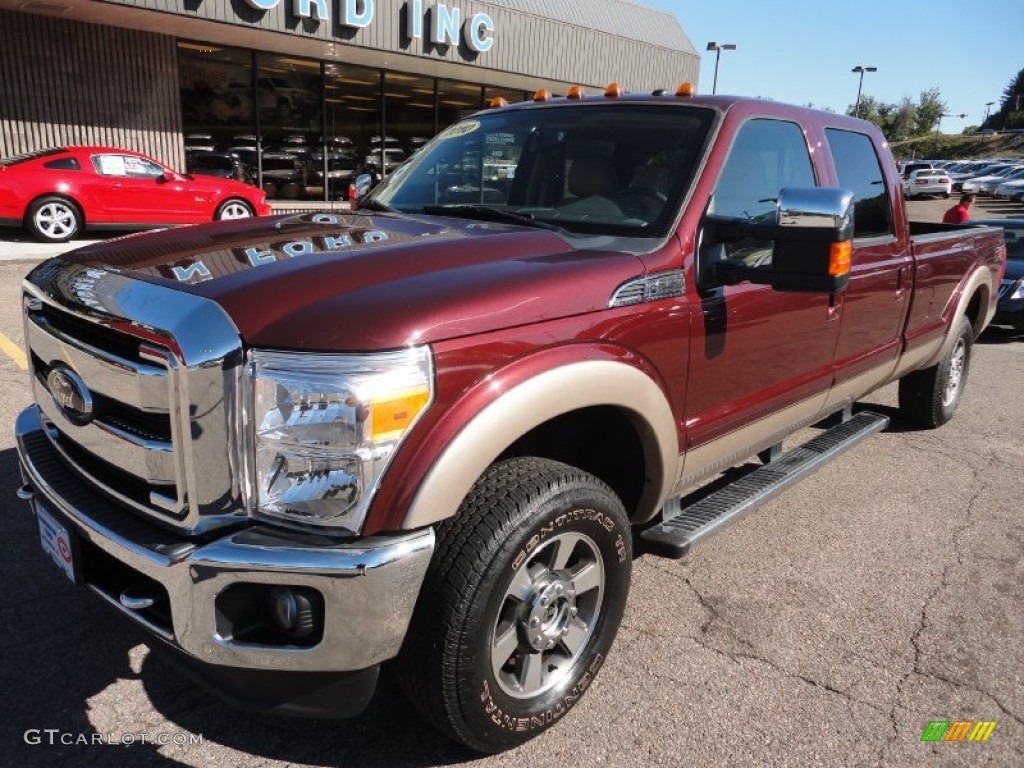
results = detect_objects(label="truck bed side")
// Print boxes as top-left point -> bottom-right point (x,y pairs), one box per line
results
901,222 -> 1004,366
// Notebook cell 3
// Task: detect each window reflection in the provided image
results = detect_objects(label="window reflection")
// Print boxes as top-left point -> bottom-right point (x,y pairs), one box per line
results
178,41 -> 535,203
178,43 -> 257,183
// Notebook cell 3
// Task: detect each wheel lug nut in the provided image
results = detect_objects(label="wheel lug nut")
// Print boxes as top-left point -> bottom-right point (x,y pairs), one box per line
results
533,636 -> 542,647
561,627 -> 569,636
529,617 -> 540,628
555,584 -> 563,594
570,607 -> 578,617
539,596 -> 548,606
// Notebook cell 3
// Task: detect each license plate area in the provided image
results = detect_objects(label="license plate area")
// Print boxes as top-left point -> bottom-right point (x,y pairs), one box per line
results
36,504 -> 79,584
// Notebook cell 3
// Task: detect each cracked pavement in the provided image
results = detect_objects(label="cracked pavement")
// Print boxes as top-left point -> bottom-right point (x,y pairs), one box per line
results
0,195 -> 1021,767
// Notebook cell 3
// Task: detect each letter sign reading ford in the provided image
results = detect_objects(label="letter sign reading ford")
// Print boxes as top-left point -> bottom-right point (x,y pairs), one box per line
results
239,0 -> 495,54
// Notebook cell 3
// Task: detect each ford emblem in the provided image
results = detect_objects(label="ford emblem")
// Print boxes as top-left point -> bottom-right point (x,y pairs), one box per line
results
47,367 -> 94,426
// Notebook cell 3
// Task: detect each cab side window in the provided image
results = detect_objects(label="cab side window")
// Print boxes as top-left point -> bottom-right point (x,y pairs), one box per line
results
711,119 -> 816,264
825,129 -> 893,239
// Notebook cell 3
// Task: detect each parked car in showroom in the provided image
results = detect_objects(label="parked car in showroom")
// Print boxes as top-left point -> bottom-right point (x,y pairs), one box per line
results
902,168 -> 952,199
0,146 -> 270,242
186,150 -> 254,186
259,151 -> 307,199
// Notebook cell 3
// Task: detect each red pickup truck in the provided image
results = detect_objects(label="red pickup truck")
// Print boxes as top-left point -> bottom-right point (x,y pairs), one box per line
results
15,92 -> 1005,753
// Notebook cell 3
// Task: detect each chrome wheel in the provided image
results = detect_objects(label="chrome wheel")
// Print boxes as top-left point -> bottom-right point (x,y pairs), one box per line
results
942,336 -> 966,407
33,201 -> 78,240
217,200 -> 253,220
491,531 -> 604,699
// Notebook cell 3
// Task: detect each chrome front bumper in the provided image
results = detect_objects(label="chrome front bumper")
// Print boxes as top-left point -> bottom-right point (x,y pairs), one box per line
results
15,405 -> 434,674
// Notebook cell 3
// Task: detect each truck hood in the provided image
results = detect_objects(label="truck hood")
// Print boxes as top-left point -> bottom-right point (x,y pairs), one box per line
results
60,213 -> 648,350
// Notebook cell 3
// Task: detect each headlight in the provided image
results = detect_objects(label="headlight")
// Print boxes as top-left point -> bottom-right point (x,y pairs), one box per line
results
245,347 -> 433,533
1011,280 -> 1024,301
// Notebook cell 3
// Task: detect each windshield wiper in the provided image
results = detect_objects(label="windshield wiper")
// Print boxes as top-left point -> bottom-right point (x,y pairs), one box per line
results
422,205 -> 566,234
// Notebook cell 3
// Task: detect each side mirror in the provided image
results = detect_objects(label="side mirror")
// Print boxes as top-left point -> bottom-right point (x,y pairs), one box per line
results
350,173 -> 374,204
704,187 -> 855,293
159,171 -> 177,183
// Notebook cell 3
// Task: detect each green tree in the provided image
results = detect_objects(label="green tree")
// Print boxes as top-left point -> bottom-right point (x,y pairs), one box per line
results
915,88 -> 946,135
990,67 -> 1024,130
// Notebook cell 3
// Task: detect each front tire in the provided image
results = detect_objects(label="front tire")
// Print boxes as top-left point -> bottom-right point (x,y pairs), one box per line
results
26,196 -> 82,242
898,315 -> 973,428
215,198 -> 254,220
398,457 -> 632,753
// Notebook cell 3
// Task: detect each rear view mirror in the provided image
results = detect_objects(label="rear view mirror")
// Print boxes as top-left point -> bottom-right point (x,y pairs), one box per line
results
704,187 -> 855,293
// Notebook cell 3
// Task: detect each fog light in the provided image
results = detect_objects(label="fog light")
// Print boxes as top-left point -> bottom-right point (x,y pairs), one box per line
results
270,586 -> 317,639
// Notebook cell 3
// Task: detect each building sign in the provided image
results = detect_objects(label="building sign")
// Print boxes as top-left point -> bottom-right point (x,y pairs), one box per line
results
240,0 -> 495,54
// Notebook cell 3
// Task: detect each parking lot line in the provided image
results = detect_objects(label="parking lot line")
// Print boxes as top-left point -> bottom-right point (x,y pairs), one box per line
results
0,331 -> 27,369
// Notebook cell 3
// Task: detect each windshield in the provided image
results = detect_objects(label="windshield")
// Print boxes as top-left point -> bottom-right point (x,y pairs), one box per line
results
370,103 -> 714,238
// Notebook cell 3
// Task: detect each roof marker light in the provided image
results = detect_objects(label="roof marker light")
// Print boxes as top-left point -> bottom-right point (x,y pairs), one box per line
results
489,96 -> 508,108
676,82 -> 695,97
604,83 -> 624,98
652,88 -> 669,96
567,85 -> 586,99
533,89 -> 552,102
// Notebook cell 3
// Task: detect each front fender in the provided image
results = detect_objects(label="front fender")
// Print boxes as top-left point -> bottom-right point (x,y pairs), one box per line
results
399,351 -> 680,530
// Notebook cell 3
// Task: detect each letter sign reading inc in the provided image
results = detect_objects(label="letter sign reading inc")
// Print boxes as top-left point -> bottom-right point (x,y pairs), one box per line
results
431,4 -> 459,46
466,12 -> 494,52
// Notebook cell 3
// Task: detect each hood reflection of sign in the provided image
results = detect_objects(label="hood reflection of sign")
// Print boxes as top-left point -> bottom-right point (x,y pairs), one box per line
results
165,227 -> 391,283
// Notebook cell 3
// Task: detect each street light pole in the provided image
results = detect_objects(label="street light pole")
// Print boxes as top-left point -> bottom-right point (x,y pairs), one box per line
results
851,65 -> 877,118
706,42 -> 737,95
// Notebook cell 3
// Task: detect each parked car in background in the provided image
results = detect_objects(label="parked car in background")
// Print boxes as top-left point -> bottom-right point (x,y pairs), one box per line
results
186,150 -> 254,185
0,146 -> 269,242
978,166 -> 1024,195
969,219 -> 1024,332
898,160 -> 933,180
902,168 -> 952,199
955,163 -> 1019,192
962,165 -> 1024,194
994,178 -> 1024,200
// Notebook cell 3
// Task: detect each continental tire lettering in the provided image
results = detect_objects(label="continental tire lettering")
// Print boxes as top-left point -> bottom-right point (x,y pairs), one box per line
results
479,655 -> 604,733
511,509 -> 618,571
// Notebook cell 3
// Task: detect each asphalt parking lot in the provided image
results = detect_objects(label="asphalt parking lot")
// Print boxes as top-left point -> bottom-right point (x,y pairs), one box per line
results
0,196 -> 1020,767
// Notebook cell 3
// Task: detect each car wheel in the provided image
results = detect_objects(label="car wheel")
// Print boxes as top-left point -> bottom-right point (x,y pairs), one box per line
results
942,192 -> 950,198
398,456 -> 632,753
26,196 -> 82,243
215,199 -> 254,220
898,315 -> 973,428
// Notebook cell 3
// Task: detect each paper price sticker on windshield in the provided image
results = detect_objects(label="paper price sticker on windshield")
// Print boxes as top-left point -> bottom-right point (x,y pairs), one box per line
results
439,120 -> 480,140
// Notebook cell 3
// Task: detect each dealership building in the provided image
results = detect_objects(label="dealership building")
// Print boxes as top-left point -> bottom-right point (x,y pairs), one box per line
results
0,0 -> 699,200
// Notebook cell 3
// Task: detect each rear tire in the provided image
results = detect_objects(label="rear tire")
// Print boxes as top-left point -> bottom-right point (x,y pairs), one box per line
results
26,196 -> 82,242
397,457 -> 631,753
898,315 -> 973,428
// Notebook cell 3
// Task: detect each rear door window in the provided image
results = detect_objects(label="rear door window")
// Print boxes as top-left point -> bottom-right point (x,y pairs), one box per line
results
825,128 -> 893,239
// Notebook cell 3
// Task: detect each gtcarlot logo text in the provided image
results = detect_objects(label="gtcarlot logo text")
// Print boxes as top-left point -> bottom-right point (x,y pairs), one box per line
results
24,730 -> 203,746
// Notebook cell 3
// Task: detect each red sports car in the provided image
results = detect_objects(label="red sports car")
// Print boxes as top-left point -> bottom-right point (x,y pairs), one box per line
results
0,146 -> 271,242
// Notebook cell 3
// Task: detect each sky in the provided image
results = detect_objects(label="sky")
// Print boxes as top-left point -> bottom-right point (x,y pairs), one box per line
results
640,0 -> 1024,129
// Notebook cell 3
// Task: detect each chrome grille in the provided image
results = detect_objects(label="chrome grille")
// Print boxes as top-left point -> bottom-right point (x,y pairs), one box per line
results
23,262 -> 246,534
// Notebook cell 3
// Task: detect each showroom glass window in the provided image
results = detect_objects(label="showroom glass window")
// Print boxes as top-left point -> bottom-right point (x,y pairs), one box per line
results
824,128 -> 894,239
256,53 -> 322,201
178,43 -> 255,175
324,63 -> 381,199
438,79 -> 484,131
